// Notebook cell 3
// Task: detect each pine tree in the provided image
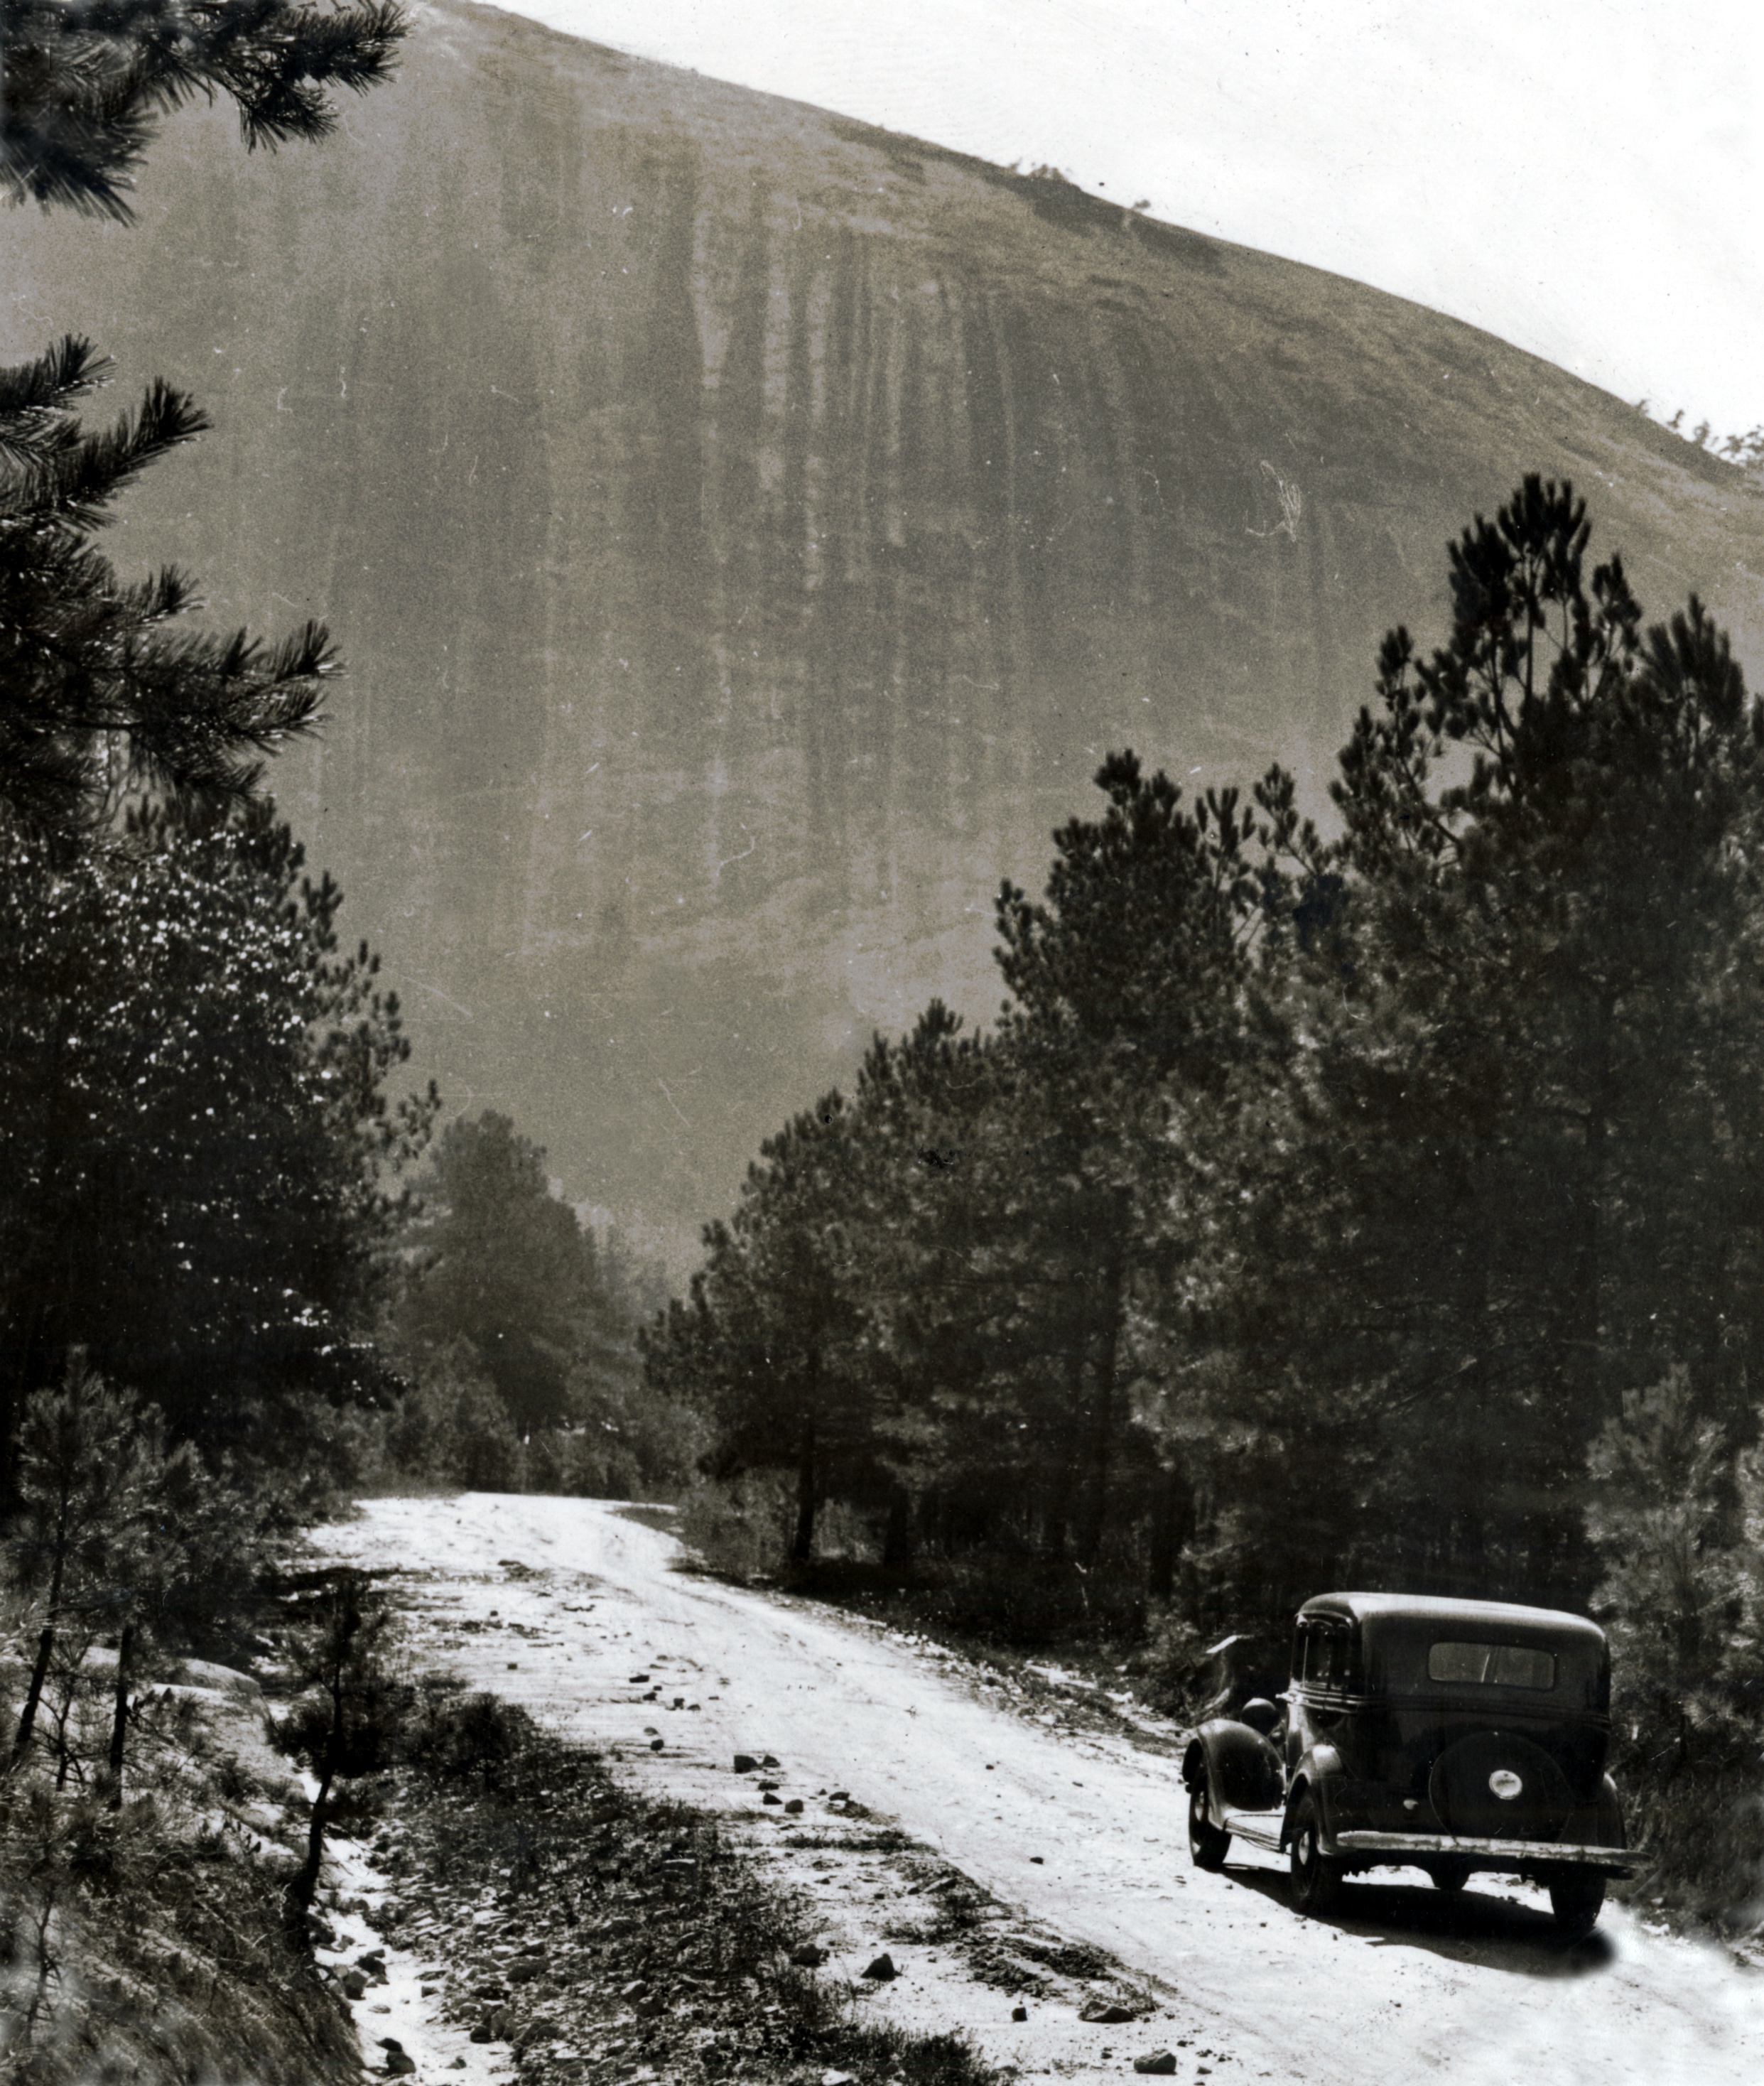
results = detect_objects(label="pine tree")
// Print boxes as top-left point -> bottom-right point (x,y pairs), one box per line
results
836,1007 -> 1019,1565
0,799 -> 437,1486
6,1361 -> 192,1781
645,1092 -> 879,1564
274,1564 -> 397,1933
394,1112 -> 595,1435
990,754 -> 1267,1572
1238,477 -> 1764,1604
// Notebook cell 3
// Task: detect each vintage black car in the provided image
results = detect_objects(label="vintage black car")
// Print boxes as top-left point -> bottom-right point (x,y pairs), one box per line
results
1181,1592 -> 1644,1934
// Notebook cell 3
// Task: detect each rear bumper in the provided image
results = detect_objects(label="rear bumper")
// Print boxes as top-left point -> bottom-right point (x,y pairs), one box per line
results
1333,1830 -> 1645,1875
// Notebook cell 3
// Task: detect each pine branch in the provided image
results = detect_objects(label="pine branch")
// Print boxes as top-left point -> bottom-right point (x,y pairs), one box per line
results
0,374 -> 211,531
111,616 -> 337,805
0,336 -> 112,468
0,358 -> 332,831
1,0 -> 408,220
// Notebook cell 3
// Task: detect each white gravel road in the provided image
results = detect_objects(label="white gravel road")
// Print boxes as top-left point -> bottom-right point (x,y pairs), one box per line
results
317,1493 -> 1764,2086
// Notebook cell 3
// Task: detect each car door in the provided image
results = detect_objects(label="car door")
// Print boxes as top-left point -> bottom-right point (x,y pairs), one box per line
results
1289,1617 -> 1356,1777
1285,1620 -> 1314,1776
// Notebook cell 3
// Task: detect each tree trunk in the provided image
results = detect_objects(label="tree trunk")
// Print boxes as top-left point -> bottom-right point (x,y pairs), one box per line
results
288,1670 -> 345,1935
286,1594 -> 362,1938
791,1419 -> 817,1564
882,1485 -> 911,1569
1044,1331 -> 1092,1562
1075,1238 -> 1126,1570
286,1763 -> 335,1937
1576,995 -> 1612,1392
1041,1508 -> 1066,1560
1446,1147 -> 1493,1596
10,1626 -> 55,1768
1147,1464 -> 1194,1602
1558,987 -> 1615,1604
106,1623 -> 134,1808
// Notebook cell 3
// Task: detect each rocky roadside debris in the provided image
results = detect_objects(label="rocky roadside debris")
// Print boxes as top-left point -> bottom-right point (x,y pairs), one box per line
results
305,1519 -> 1250,2085
716,1759 -> 1221,2083
305,1691 -> 1231,2086
325,1690 -> 999,2086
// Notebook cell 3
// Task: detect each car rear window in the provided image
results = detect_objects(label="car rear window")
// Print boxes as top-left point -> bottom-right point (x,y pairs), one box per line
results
1427,1641 -> 1557,1690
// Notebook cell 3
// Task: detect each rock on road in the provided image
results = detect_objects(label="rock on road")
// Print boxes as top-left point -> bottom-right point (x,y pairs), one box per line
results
318,1494 -> 1764,2086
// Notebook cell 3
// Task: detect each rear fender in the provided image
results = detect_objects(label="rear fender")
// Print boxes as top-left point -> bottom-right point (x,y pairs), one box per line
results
1186,1717 -> 1283,1816
1563,1772 -> 1627,1852
1281,1746 -> 1344,1851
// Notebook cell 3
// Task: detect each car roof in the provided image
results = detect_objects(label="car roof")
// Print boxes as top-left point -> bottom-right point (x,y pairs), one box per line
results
1298,1591 -> 1606,1644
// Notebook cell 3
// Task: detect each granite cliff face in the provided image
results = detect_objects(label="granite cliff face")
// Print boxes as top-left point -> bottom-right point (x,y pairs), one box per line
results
6,0 -> 1761,1245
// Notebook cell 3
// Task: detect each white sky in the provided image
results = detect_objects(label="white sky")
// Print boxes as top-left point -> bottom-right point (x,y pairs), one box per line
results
478,0 -> 1764,441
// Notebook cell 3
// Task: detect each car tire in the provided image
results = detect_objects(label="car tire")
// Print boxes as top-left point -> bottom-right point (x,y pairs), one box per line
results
1432,1858 -> 1472,1895
1188,1782 -> 1230,1871
1288,1793 -> 1342,1915
1548,1871 -> 1606,1937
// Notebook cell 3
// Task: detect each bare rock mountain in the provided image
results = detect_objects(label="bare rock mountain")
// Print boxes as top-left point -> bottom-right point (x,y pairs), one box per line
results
6,0 -> 1760,1245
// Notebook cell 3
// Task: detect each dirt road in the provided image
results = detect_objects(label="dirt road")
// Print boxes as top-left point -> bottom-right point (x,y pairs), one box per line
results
318,1494 -> 1764,2086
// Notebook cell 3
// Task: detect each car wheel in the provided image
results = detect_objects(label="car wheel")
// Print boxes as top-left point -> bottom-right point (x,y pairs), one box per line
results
1432,1858 -> 1472,1895
1188,1781 -> 1230,1871
1288,1793 -> 1342,1915
1548,1872 -> 1606,1937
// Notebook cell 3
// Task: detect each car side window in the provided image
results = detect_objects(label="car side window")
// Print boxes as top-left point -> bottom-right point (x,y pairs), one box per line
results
1297,1621 -> 1341,1687
1301,1621 -> 1360,1693
1427,1640 -> 1557,1690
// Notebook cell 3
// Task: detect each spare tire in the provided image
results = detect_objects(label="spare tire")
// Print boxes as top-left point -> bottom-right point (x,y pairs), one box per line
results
1428,1732 -> 1573,1842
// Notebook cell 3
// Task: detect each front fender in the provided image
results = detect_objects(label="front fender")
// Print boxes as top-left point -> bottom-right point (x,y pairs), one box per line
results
1186,1717 -> 1283,1815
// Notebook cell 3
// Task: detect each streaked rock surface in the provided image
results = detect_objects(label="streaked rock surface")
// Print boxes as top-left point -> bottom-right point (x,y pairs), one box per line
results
8,0 -> 1760,1244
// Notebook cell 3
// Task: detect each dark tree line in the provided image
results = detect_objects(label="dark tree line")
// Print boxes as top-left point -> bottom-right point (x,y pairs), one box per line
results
651,479 -> 1764,1662
1,9 -> 427,2068
370,1110 -> 693,1498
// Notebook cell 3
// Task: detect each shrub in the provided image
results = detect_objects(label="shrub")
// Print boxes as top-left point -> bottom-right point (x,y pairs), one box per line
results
1586,1367 -> 1764,1928
676,1474 -> 797,1579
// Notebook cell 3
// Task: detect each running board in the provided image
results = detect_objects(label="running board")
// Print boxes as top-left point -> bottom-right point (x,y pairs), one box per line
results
1218,1807 -> 1285,1854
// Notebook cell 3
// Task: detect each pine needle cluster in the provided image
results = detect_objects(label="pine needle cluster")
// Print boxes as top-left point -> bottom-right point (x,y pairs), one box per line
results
0,333 -> 336,838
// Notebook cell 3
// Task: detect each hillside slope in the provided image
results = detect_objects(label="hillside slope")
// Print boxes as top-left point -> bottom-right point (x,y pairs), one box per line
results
6,0 -> 1760,1242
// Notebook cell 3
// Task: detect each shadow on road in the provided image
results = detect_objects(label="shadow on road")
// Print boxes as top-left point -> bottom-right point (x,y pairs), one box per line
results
1219,1862 -> 1618,1979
